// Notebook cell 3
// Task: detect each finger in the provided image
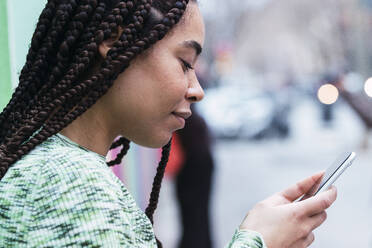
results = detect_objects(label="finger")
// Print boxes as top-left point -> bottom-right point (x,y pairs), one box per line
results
296,186 -> 337,216
308,211 -> 327,230
299,173 -> 325,201
305,232 -> 315,247
290,232 -> 315,248
261,193 -> 289,206
280,171 -> 325,202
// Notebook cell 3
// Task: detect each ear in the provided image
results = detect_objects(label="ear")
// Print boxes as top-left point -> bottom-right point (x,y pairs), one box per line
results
98,27 -> 124,59
98,37 -> 117,59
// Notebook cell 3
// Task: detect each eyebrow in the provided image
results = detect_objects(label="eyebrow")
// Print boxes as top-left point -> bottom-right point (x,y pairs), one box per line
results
182,40 -> 203,56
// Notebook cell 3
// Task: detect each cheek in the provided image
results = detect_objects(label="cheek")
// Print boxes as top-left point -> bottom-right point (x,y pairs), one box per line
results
156,76 -> 188,112
139,49 -> 189,110
105,66 -> 187,147
115,68 -> 187,123
157,64 -> 189,101
110,52 -> 188,125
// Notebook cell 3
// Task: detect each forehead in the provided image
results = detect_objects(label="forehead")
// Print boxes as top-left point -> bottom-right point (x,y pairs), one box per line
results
166,2 -> 205,47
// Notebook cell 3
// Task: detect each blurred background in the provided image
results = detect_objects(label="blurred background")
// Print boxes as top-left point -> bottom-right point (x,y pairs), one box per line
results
1,0 -> 372,247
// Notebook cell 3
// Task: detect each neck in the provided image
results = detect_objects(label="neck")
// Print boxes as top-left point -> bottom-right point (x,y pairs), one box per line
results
59,103 -> 117,157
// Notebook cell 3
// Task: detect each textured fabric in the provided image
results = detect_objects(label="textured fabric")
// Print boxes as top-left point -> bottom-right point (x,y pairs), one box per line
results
226,229 -> 267,248
0,133 -> 266,247
0,134 -> 156,248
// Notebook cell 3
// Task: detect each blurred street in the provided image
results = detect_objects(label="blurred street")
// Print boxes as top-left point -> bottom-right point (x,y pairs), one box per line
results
154,97 -> 372,248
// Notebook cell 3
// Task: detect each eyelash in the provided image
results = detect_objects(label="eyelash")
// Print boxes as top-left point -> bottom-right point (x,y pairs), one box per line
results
180,58 -> 194,72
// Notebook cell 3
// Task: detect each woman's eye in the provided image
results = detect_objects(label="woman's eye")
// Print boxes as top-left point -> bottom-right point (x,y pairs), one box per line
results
180,58 -> 194,72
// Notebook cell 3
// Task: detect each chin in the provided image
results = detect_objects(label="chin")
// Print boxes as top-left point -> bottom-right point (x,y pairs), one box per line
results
133,133 -> 172,148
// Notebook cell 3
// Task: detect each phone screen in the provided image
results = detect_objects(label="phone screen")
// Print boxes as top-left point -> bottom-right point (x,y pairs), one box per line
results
314,152 -> 355,195
296,152 -> 356,201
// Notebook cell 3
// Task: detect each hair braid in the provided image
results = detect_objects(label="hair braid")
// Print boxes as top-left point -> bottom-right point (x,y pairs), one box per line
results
145,140 -> 172,248
145,140 -> 172,224
25,0 -> 100,126
106,137 -> 131,167
0,1 -> 57,136
30,0 -> 147,138
1,0 -> 100,150
110,136 -> 127,150
24,0 -> 139,122
0,0 -> 113,171
21,0 -> 78,95
44,0 -> 154,119
2,0 -> 133,150
21,0 -> 58,77
1,0 -> 179,170
0,1 -> 79,143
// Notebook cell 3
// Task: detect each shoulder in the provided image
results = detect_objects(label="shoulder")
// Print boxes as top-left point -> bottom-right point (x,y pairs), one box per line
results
25,141 -> 155,247
1,134 -> 113,209
6,134 -> 107,174
1,135 -> 157,247
0,135 -> 110,246
30,141 -> 116,203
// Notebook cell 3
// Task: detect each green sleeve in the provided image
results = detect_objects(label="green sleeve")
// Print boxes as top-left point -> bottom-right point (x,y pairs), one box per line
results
226,229 -> 267,248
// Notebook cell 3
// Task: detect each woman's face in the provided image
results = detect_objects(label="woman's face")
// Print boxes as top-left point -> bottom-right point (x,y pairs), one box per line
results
101,2 -> 205,148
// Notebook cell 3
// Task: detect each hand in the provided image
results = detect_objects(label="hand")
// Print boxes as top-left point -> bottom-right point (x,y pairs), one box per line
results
239,172 -> 337,248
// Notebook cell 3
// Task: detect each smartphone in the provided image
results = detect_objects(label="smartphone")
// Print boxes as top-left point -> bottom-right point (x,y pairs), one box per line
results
298,152 -> 356,201
314,152 -> 356,195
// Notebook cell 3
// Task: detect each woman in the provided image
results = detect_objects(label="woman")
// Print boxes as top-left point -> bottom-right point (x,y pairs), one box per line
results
0,0 -> 337,247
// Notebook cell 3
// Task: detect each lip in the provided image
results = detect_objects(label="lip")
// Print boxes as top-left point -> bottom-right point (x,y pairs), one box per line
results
173,114 -> 185,128
172,111 -> 192,128
172,111 -> 192,120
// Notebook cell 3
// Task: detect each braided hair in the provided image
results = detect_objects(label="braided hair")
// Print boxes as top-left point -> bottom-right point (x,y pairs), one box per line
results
0,0 -> 196,246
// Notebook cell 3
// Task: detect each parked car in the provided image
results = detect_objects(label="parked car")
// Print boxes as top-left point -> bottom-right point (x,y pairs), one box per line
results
196,85 -> 278,139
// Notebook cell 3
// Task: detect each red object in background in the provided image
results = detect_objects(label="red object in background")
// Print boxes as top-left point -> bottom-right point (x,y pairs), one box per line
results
165,133 -> 185,178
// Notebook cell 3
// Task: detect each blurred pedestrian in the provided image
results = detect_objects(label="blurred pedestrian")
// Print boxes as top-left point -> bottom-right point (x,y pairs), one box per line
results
335,80 -> 372,149
175,105 -> 214,248
166,68 -> 215,248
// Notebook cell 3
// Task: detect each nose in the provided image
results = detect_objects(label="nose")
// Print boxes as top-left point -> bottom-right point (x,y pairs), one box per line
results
186,73 -> 204,102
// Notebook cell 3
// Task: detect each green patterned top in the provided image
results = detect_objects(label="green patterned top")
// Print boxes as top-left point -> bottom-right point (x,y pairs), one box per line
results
0,133 -> 266,247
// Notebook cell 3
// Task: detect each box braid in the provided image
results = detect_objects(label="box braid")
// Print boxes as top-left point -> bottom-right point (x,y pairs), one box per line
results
0,0 -> 57,135
2,0 -> 118,148
0,0 -> 195,246
6,0 -> 161,148
1,0 -> 97,146
0,0 -> 64,141
0,0 -> 187,152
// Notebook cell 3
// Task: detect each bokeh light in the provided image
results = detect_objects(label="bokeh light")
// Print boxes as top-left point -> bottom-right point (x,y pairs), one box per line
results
317,84 -> 339,105
364,78 -> 372,97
